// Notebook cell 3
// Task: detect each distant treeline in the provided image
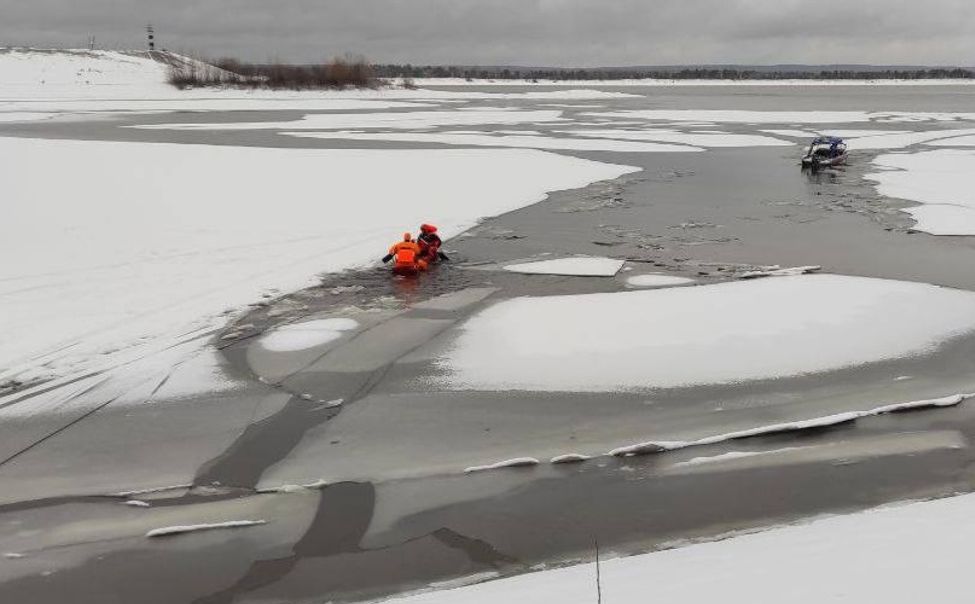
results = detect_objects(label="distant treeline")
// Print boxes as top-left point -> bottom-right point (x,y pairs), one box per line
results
374,65 -> 975,81
168,55 -> 376,89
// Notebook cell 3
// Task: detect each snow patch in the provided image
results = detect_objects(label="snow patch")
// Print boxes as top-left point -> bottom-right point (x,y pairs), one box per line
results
625,274 -> 695,288
259,319 -> 359,352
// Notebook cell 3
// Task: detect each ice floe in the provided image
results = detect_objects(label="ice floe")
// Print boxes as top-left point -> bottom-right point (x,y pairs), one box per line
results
283,131 -> 702,153
1,137 -> 636,391
867,149 -> 975,235
624,274 -> 695,288
145,520 -> 267,538
609,393 -> 971,457
583,110 -> 873,124
437,275 -> 975,391
463,458 -> 540,473
258,318 -> 359,352
381,492 -> 975,604
502,256 -> 625,277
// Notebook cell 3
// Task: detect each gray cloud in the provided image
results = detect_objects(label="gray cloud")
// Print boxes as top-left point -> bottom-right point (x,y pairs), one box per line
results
1,0 -> 973,66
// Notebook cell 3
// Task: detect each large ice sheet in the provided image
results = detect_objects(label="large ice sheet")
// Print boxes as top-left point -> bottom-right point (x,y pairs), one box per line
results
384,492 -> 975,604
436,275 -> 975,391
558,128 -> 794,147
284,131 -> 702,153
0,138 -> 636,388
867,149 -> 975,235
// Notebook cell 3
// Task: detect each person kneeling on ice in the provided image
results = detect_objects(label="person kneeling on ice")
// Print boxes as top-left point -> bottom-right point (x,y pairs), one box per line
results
382,232 -> 427,276
417,223 -> 449,264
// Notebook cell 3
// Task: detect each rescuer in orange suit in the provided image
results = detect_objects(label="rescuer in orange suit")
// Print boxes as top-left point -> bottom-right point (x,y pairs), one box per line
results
382,232 -> 427,276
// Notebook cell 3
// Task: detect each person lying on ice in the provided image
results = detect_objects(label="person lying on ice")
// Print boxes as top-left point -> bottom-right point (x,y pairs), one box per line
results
416,223 -> 450,263
382,232 -> 427,276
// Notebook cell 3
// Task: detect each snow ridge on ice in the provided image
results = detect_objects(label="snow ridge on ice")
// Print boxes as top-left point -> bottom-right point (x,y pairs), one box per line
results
464,457 -> 541,473
550,454 -> 592,464
739,265 -> 822,279
145,520 -> 267,538
609,393 -> 972,457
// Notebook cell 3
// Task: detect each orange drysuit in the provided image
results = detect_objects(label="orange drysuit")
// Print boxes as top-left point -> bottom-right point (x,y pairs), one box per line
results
386,233 -> 427,275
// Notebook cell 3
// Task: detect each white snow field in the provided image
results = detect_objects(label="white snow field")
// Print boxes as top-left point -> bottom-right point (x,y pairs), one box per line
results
383,492 -> 975,604
502,257 -> 626,276
0,137 -> 636,387
283,131 -> 702,153
0,49 -> 172,97
437,275 -> 975,392
867,149 -> 975,235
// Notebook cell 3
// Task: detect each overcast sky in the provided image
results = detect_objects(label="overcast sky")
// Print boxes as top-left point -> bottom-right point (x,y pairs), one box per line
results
2,0 -> 974,66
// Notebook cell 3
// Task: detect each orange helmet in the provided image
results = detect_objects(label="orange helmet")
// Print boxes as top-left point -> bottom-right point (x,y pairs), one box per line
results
420,223 -> 438,234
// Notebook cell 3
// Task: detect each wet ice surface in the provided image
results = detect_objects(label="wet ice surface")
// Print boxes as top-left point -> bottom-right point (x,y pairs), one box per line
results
6,82 -> 975,604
